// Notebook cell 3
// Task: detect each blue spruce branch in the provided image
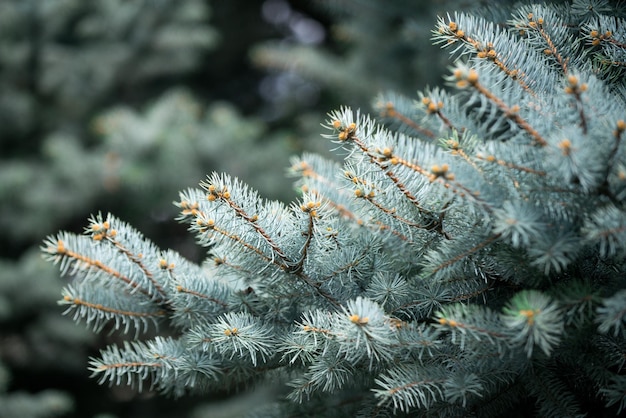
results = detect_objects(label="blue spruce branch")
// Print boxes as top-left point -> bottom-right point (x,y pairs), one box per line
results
43,1 -> 626,416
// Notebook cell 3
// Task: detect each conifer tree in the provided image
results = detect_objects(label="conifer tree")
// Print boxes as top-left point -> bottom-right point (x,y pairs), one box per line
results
43,1 -> 626,416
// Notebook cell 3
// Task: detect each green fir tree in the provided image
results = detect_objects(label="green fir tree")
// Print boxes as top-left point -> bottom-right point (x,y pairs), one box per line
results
43,1 -> 626,416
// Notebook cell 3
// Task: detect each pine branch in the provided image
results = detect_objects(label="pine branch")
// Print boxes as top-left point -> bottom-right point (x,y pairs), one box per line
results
596,290 -> 626,337
373,364 -> 446,412
377,97 -> 436,139
434,13 -> 536,94
450,64 -> 547,147
502,290 -> 564,357
60,285 -> 167,336
41,1 -> 626,415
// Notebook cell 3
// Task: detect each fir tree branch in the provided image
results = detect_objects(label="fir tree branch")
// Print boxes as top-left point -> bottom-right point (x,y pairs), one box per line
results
87,213 -> 170,305
430,234 -> 501,275
421,95 -> 457,132
201,178 -> 292,265
563,74 -> 589,134
325,114 -> 449,238
195,215 -> 281,268
436,304 -> 508,350
452,66 -> 548,146
287,199 -> 321,274
59,285 -> 166,336
175,285 -> 229,308
524,12 -> 570,74
62,293 -> 167,320
290,157 -> 364,226
373,364 -> 446,412
43,235 -> 157,302
348,171 -> 432,233
435,16 -> 535,95
40,2 -> 626,415
378,100 -> 436,138
476,153 -> 547,176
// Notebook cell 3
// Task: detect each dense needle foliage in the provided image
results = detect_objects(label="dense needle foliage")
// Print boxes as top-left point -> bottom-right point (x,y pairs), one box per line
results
44,1 -> 626,416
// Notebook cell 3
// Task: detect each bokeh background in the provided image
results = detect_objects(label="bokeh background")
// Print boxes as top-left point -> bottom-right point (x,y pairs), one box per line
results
0,1 -> 485,416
